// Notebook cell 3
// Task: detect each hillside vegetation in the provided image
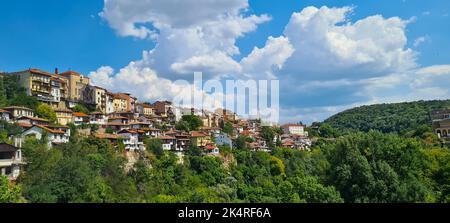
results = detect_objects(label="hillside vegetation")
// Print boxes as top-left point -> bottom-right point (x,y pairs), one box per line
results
323,100 -> 450,134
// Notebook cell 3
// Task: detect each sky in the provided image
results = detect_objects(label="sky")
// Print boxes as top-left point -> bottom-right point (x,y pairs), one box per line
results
1,0 -> 449,124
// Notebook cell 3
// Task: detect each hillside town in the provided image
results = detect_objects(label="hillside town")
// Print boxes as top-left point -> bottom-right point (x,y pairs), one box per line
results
0,68 -> 311,180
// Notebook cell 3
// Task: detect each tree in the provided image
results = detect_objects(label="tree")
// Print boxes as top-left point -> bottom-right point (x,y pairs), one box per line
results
222,121 -> 233,135
176,115 -> 203,132
261,126 -> 275,148
145,138 -> 164,158
35,103 -> 57,123
0,175 -> 25,203
72,104 -> 90,115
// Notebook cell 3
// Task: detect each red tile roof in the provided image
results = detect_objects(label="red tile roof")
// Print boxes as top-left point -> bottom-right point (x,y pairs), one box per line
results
73,112 -> 89,117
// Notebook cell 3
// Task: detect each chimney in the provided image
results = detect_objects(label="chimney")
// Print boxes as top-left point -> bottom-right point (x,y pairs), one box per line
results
55,68 -> 59,75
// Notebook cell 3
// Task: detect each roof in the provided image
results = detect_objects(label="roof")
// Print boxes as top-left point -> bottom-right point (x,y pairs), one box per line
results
159,135 -> 176,140
0,143 -> 19,152
73,112 -> 89,117
15,68 -> 53,77
137,103 -> 154,108
282,123 -> 306,128
190,131 -> 208,137
17,116 -> 49,122
3,106 -> 33,111
94,133 -> 123,140
54,108 -> 73,113
118,129 -> 138,134
15,122 -> 32,128
113,93 -> 131,100
0,109 -> 10,113
34,125 -> 65,134
108,116 -> 129,120
59,70 -> 83,76
90,111 -> 105,115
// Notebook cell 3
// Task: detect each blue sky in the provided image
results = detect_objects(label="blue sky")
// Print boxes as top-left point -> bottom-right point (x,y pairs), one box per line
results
1,0 -> 449,123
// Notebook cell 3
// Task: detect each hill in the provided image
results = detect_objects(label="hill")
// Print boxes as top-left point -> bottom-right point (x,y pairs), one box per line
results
322,99 -> 450,133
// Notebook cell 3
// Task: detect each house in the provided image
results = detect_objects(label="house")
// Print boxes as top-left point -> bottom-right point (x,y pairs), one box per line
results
0,109 -> 11,122
59,70 -> 90,102
175,133 -> 190,152
55,108 -> 73,125
106,91 -> 115,114
3,106 -> 34,119
281,124 -> 307,137
22,125 -> 70,147
89,112 -> 108,125
16,116 -> 50,126
136,103 -> 155,116
93,133 -> 124,145
104,122 -> 130,132
73,112 -> 89,125
432,109 -> 450,141
215,133 -> 233,148
153,101 -> 173,117
190,131 -> 212,148
159,135 -> 176,151
108,116 -> 130,125
204,144 -> 220,155
113,93 -> 136,112
5,69 -> 53,103
117,129 -> 144,151
83,85 -> 108,113
50,74 -> 68,109
0,143 -> 24,180
129,121 -> 152,130
140,127 -> 161,138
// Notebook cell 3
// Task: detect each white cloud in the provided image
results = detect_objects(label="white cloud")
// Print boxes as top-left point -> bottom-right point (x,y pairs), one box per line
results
281,6 -> 417,80
94,3 -> 449,124
241,36 -> 295,79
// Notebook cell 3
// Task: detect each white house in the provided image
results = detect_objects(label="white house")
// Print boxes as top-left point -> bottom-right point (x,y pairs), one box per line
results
22,125 -> 70,148
281,124 -> 307,137
3,106 -> 34,119
117,129 -> 144,151
89,112 -> 108,125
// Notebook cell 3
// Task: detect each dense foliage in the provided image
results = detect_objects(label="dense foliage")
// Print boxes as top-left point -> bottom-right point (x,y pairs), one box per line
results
323,100 -> 450,134
0,75 -> 39,109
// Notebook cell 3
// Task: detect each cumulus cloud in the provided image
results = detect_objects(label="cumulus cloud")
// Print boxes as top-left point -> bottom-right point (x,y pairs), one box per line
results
93,3 -> 448,124
281,6 -> 417,81
241,36 -> 295,79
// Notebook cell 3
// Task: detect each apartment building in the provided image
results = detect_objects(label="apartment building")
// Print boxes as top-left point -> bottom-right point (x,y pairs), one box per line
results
0,143 -> 24,180
113,93 -> 129,112
6,69 -> 53,102
59,70 -> 90,103
136,103 -> 155,116
84,85 -> 108,113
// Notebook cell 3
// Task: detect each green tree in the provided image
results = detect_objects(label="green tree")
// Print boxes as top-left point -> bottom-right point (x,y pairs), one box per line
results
0,175 -> 25,203
145,138 -> 164,158
35,103 -> 57,123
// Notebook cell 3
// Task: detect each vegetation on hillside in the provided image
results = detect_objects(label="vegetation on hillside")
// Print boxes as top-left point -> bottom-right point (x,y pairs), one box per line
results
323,100 -> 450,134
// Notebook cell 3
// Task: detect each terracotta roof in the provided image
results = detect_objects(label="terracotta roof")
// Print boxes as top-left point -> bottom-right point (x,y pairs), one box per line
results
15,122 -> 32,128
94,133 -> 123,140
35,125 -> 65,134
0,109 -> 10,113
190,131 -> 208,137
205,145 -> 217,150
118,129 -> 138,134
73,112 -> 89,117
159,135 -> 176,140
28,68 -> 53,77
105,123 -> 129,126
59,70 -> 83,76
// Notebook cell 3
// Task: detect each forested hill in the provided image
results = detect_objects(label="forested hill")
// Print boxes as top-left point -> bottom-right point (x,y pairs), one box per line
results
323,100 -> 450,133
